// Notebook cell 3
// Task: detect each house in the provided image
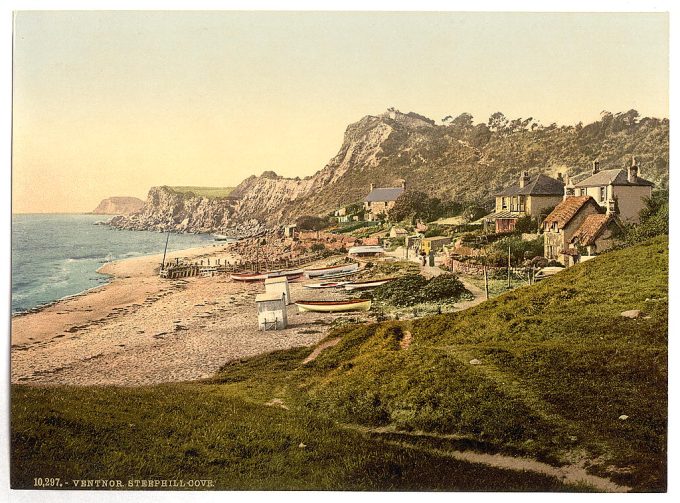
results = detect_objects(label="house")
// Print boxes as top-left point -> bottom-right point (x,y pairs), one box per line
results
480,172 -> 565,233
389,226 -> 408,238
421,236 -> 452,255
542,196 -> 622,266
284,224 -> 297,238
363,180 -> 406,221
566,157 -> 653,224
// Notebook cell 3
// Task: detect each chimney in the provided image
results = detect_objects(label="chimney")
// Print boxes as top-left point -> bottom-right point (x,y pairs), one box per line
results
400,179 -> 406,190
370,182 -> 375,192
563,174 -> 575,200
628,157 -> 638,184
556,172 -> 563,182
592,160 -> 600,174
606,199 -> 617,215
519,171 -> 530,188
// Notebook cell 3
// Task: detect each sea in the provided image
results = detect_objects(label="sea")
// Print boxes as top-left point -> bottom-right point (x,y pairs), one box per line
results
11,214 -> 218,314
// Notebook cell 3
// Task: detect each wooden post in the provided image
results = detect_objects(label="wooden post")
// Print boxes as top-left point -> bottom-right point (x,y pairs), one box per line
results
507,245 -> 511,289
484,263 -> 489,300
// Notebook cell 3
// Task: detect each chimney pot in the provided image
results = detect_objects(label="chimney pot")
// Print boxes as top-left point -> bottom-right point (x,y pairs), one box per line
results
400,179 -> 406,190
370,183 -> 375,192
519,171 -> 530,188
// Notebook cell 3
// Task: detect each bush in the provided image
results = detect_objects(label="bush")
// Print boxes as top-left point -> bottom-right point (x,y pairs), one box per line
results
419,274 -> 473,303
373,274 -> 428,306
311,243 -> 326,253
373,273 -> 472,307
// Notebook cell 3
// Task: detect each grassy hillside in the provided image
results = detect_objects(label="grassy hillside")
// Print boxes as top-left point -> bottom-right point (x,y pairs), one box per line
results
11,237 -> 667,491
168,186 -> 235,199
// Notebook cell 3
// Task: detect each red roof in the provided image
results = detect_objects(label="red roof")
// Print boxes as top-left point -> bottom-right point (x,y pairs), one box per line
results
543,196 -> 600,230
571,214 -> 620,246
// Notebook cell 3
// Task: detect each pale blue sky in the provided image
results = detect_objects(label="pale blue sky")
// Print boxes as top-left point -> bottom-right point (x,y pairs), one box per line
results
12,11 -> 668,212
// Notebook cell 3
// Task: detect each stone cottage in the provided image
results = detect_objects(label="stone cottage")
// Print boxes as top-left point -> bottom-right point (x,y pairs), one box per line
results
363,180 -> 406,221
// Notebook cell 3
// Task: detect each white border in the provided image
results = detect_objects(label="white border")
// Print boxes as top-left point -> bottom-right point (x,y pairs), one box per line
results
2,2 -> 676,503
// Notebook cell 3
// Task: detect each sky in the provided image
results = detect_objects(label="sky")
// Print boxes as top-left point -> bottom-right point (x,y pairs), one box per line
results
11,10 -> 669,213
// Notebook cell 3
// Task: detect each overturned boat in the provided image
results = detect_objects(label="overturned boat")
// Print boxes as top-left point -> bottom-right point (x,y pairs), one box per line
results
303,281 -> 349,289
304,262 -> 359,279
231,269 -> 303,282
343,278 -> 396,291
296,299 -> 371,313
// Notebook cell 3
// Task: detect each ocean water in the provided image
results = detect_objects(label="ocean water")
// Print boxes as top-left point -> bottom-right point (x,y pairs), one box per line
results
11,214 -> 217,314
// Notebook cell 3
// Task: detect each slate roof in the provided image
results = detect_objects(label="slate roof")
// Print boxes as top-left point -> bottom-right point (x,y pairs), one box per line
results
571,214 -> 621,246
496,174 -> 565,197
573,168 -> 654,188
364,187 -> 405,202
472,210 -> 520,224
542,196 -> 601,230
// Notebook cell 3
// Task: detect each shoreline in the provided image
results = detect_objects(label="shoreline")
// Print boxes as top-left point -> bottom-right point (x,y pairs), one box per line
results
10,241 -> 363,386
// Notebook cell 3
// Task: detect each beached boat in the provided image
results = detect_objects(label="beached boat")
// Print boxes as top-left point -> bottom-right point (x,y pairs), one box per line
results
314,269 -> 359,280
266,268 -> 304,280
296,299 -> 371,313
304,262 -> 359,279
343,278 -> 396,291
303,281 -> 349,289
230,272 -> 269,282
212,234 -> 230,241
230,269 -> 303,282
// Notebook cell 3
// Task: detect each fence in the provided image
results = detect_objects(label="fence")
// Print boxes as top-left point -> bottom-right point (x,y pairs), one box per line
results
159,252 -> 323,279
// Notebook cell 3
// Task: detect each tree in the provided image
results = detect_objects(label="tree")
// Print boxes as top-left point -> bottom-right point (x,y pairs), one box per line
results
488,112 -> 508,133
447,112 -> 474,130
295,215 -> 329,232
388,191 -> 430,222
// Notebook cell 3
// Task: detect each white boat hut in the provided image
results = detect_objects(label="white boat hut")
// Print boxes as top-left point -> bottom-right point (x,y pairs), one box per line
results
255,292 -> 288,331
264,276 -> 291,305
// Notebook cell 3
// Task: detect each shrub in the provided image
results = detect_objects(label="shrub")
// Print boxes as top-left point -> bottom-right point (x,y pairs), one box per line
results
373,274 -> 428,306
420,274 -> 473,303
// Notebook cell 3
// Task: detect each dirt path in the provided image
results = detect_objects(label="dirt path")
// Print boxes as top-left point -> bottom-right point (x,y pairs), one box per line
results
342,424 -> 630,492
303,337 -> 342,364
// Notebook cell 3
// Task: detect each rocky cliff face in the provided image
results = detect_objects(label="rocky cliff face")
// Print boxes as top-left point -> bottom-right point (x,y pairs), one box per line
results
108,186 -> 265,237
110,108 -> 669,232
92,196 -> 144,215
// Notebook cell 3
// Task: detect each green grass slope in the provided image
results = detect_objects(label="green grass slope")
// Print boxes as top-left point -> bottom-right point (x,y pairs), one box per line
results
11,237 -> 667,491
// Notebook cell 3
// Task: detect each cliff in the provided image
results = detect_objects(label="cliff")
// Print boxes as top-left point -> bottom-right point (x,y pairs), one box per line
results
92,196 -> 144,215
108,186 -> 264,237
110,108 -> 669,231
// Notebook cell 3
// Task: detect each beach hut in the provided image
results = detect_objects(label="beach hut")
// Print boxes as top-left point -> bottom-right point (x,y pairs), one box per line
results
264,276 -> 291,305
255,292 -> 288,331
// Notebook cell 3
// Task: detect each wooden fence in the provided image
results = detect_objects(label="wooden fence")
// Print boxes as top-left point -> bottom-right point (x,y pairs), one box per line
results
159,252 -> 323,280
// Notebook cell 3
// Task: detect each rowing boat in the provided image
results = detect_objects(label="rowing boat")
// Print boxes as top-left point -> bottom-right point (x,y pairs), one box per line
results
314,269 -> 359,280
343,278 -> 396,291
304,262 -> 359,279
296,299 -> 371,312
303,281 -> 349,289
230,269 -> 303,282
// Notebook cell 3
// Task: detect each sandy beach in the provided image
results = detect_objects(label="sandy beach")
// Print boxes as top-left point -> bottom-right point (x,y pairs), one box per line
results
11,243 -> 365,386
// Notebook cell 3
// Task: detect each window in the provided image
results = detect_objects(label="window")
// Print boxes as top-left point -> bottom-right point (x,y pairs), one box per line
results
519,196 -> 525,212
599,186 -> 606,202
551,222 -> 558,231
501,197 -> 507,210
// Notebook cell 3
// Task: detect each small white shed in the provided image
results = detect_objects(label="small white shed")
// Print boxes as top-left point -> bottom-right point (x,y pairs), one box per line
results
255,292 -> 288,331
264,276 -> 291,305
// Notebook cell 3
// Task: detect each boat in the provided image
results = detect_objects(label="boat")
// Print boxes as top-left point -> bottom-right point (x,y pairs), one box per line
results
230,269 -> 303,282
304,262 -> 359,279
266,268 -> 304,280
313,269 -> 359,280
303,281 -> 349,289
212,234 -> 230,241
343,278 -> 396,291
296,299 -> 371,313
230,272 -> 269,282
